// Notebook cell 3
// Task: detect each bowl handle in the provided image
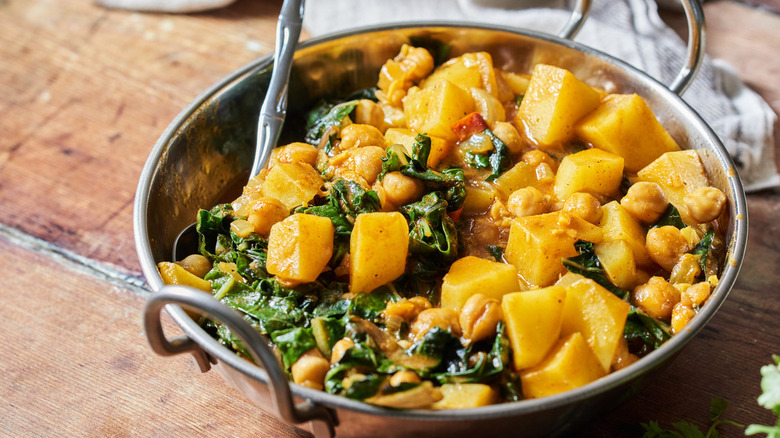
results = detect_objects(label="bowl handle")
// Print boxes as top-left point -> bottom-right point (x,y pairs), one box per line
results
669,0 -> 705,96
558,0 -> 592,40
144,285 -> 336,438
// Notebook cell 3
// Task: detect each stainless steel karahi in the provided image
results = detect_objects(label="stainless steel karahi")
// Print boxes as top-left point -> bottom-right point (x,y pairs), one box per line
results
133,0 -> 748,436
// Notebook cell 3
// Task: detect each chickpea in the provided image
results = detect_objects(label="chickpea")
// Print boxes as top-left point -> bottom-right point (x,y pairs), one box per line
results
681,281 -> 711,308
291,349 -> 330,390
646,226 -> 692,272
620,182 -> 668,224
269,142 -> 319,167
459,294 -> 502,344
489,198 -> 513,227
632,276 -> 681,320
338,124 -> 385,151
384,297 -> 431,322
382,171 -> 425,206
522,149 -> 558,171
247,197 -> 289,236
671,302 -> 696,334
684,186 -> 727,223
410,308 -> 462,340
561,192 -> 602,224
507,186 -> 550,218
330,338 -> 355,364
176,254 -> 211,278
491,121 -> 524,154
332,146 -> 386,185
389,370 -> 421,387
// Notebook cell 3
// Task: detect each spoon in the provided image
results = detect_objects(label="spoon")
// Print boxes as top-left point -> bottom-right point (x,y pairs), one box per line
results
172,0 -> 305,262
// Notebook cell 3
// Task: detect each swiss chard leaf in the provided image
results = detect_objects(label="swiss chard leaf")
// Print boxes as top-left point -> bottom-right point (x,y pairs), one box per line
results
433,321 -> 511,384
691,229 -> 715,272
461,129 -> 511,181
304,100 -> 359,146
349,291 -> 391,322
652,204 -> 687,229
382,134 -> 466,211
624,308 -> 672,352
407,327 -> 461,371
562,240 -> 629,299
196,204 -> 234,258
401,192 -> 458,261
296,179 -> 381,235
271,327 -> 317,369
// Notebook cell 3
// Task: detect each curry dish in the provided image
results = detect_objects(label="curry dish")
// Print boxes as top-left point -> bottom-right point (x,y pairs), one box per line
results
158,44 -> 727,408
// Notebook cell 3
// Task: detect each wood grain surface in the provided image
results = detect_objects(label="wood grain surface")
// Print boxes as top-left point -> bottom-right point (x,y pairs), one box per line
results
1,0 -> 778,436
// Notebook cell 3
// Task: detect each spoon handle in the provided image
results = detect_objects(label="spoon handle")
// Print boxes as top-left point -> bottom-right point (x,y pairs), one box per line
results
252,0 -> 305,177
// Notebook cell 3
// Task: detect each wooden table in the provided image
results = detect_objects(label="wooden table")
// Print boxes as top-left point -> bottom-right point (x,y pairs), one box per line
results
1,1 -> 777,436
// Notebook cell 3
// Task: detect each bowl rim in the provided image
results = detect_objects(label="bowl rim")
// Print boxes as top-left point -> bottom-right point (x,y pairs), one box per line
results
133,20 -> 748,421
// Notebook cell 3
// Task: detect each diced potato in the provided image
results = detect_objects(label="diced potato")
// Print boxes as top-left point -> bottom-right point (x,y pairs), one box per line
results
502,286 -> 567,370
384,127 -> 453,168
520,332 -> 607,398
440,256 -> 521,310
553,148 -> 624,201
493,161 -> 538,197
262,162 -> 324,210
576,94 -> 681,173
267,214 -> 335,284
461,186 -> 497,215
505,212 -> 602,287
421,52 -> 499,97
501,71 -> 530,96
555,272 -> 587,288
636,150 -> 710,225
158,262 -> 212,292
350,212 -> 409,293
515,64 -> 602,148
599,201 -> 652,267
432,383 -> 497,409
594,239 -> 638,290
560,278 -> 631,371
403,80 -> 475,142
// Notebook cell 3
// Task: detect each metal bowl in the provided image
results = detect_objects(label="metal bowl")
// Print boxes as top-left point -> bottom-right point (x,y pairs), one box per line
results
134,1 -> 748,436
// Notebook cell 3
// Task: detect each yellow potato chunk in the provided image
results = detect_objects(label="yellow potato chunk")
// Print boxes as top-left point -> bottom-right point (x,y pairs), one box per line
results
520,332 -> 607,398
267,214 -> 334,284
350,212 -> 409,293
440,256 -> 520,310
594,239 -> 638,290
505,212 -> 603,287
553,148 -> 625,201
493,161 -> 539,196
421,52 -> 499,97
502,286 -> 567,370
403,80 -> 475,142
384,127 -> 453,168
461,186 -> 497,215
599,201 -> 652,267
158,262 -> 212,292
262,162 -> 324,210
636,150 -> 710,225
576,94 -> 681,173
515,64 -> 602,148
432,383 -> 497,409
560,278 -> 631,371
